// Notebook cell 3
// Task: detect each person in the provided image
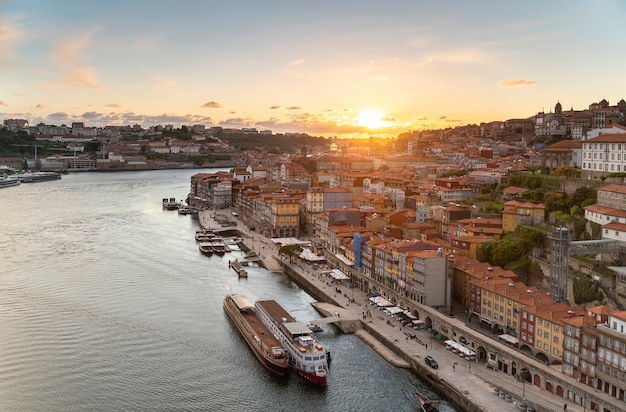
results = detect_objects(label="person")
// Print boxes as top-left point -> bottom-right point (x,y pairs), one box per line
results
453,364 -> 455,371
563,404 -> 567,411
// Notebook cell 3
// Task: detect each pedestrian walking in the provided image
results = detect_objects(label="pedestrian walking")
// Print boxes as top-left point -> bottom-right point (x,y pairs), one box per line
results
453,364 -> 455,371
563,404 -> 567,412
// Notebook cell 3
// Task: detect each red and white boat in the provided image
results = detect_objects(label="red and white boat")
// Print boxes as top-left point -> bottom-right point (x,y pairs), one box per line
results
255,299 -> 329,386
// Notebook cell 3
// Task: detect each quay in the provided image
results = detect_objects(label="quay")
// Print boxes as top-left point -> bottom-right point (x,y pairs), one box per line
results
199,210 -> 596,412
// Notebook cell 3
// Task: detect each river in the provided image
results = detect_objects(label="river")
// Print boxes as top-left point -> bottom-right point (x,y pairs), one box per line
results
0,169 -> 455,412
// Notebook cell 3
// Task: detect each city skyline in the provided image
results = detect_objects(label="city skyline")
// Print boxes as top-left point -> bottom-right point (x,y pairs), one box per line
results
2,1 -> 626,138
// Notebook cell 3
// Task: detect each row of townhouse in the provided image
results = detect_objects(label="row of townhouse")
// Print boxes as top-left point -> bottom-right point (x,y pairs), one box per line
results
562,305 -> 626,403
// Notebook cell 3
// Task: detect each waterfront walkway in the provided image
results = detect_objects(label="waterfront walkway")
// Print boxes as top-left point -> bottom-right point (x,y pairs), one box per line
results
199,210 -> 586,412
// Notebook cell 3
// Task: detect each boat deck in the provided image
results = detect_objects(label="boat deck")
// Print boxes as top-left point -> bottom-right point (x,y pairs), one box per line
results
240,309 -> 283,350
256,300 -> 296,324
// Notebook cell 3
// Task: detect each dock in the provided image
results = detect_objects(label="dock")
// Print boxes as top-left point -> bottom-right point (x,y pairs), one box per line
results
228,259 -> 248,278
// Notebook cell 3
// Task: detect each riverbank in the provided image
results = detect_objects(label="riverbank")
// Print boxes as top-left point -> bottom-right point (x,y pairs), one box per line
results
199,210 -> 584,412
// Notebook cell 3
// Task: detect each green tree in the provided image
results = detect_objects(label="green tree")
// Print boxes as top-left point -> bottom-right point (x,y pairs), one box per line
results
491,239 -> 521,267
552,166 -> 580,178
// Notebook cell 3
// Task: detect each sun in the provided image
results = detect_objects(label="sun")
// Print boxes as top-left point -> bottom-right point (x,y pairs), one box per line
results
357,110 -> 385,129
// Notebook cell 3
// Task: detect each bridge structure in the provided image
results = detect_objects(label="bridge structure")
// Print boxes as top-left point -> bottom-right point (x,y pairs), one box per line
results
549,227 -> 622,303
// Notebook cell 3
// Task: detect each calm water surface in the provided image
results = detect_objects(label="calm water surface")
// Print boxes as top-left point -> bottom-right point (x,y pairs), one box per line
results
0,169 -> 455,412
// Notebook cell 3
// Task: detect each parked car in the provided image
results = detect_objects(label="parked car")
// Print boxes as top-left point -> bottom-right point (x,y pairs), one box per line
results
425,355 -> 438,369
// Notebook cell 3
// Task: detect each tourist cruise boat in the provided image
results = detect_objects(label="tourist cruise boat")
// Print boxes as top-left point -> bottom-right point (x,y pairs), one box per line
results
223,294 -> 289,377
255,299 -> 329,386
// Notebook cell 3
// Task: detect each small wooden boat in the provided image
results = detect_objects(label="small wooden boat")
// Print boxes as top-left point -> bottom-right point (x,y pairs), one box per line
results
199,242 -> 214,256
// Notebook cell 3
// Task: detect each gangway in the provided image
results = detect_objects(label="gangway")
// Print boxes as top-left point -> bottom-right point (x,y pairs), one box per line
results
308,315 -> 350,325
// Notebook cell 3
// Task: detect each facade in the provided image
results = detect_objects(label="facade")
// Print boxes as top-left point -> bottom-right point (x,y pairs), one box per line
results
596,310 -> 626,402
541,139 -> 583,174
502,201 -> 545,233
581,134 -> 626,180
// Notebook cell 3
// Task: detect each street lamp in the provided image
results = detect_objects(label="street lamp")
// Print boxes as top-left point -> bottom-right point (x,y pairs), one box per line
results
520,368 -> 528,400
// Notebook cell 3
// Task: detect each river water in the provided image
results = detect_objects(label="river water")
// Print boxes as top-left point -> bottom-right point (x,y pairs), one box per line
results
0,169 -> 455,412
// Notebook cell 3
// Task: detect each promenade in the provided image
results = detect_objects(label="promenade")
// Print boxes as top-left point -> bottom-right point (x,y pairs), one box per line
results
199,210 -> 586,412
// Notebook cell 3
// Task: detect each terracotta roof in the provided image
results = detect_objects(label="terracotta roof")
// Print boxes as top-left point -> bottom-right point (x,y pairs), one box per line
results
598,184 -> 626,194
585,204 -> 626,219
586,133 -> 626,143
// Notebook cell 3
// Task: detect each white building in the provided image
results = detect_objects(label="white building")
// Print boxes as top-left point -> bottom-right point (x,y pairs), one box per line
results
581,134 -> 626,179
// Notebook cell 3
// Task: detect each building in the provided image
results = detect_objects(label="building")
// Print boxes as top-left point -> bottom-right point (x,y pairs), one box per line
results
582,133 -> 626,180
502,201 -> 545,233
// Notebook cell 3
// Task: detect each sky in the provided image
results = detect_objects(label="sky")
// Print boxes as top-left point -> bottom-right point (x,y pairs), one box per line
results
1,1 -> 626,139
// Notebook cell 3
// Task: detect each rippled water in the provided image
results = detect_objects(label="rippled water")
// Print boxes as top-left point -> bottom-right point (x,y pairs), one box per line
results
0,170 -> 455,412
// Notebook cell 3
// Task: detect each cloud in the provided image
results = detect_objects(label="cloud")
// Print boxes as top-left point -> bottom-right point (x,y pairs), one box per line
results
270,105 -> 280,110
64,67 -> 99,89
381,116 -> 397,122
106,103 -> 123,108
200,101 -> 223,108
51,28 -> 101,89
288,59 -> 304,66
0,100 -> 8,106
53,28 -> 98,65
35,103 -> 47,109
0,18 -> 25,69
286,106 -> 301,110
498,79 -> 536,87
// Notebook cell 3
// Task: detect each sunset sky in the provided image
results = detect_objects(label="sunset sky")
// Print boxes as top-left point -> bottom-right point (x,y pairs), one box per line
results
2,1 -> 626,139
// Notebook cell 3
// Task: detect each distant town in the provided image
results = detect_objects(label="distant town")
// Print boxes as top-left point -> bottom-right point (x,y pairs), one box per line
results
5,97 -> 626,410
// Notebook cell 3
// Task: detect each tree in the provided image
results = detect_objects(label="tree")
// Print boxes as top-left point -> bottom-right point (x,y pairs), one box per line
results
491,239 -> 521,268
526,164 -> 542,175
552,166 -> 580,179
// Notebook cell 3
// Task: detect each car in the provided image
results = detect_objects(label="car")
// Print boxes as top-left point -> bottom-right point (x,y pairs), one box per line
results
425,355 -> 438,369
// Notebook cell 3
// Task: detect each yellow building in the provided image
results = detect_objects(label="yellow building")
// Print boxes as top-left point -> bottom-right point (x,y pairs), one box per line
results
268,195 -> 302,238
501,201 -> 545,233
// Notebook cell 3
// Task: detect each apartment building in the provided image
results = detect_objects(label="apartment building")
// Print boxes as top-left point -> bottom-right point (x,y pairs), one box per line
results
501,201 -> 545,233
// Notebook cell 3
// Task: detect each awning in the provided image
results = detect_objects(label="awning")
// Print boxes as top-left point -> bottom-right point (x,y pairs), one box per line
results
369,296 -> 393,307
384,306 -> 404,315
299,248 -> 326,262
328,268 -> 350,281
334,253 -> 354,266
499,334 -> 519,345
444,339 -> 476,357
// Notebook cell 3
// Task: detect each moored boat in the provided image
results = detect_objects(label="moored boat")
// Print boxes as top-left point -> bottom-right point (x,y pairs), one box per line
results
17,171 -> 62,183
223,294 -> 289,377
195,229 -> 217,242
211,237 -> 226,255
162,197 -> 179,210
255,299 -> 329,386
198,241 -> 214,256
0,176 -> 21,188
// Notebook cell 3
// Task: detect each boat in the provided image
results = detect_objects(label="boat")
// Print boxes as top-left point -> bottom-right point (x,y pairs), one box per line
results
0,176 -> 21,188
162,197 -> 179,210
212,238 -> 226,255
223,294 -> 289,377
255,299 -> 329,386
195,229 -> 217,242
198,241 -> 214,256
229,259 -> 248,278
17,171 -> 62,183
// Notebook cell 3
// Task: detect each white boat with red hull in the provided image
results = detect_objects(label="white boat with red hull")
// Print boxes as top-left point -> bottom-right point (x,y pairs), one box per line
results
223,294 -> 289,377
255,299 -> 329,387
